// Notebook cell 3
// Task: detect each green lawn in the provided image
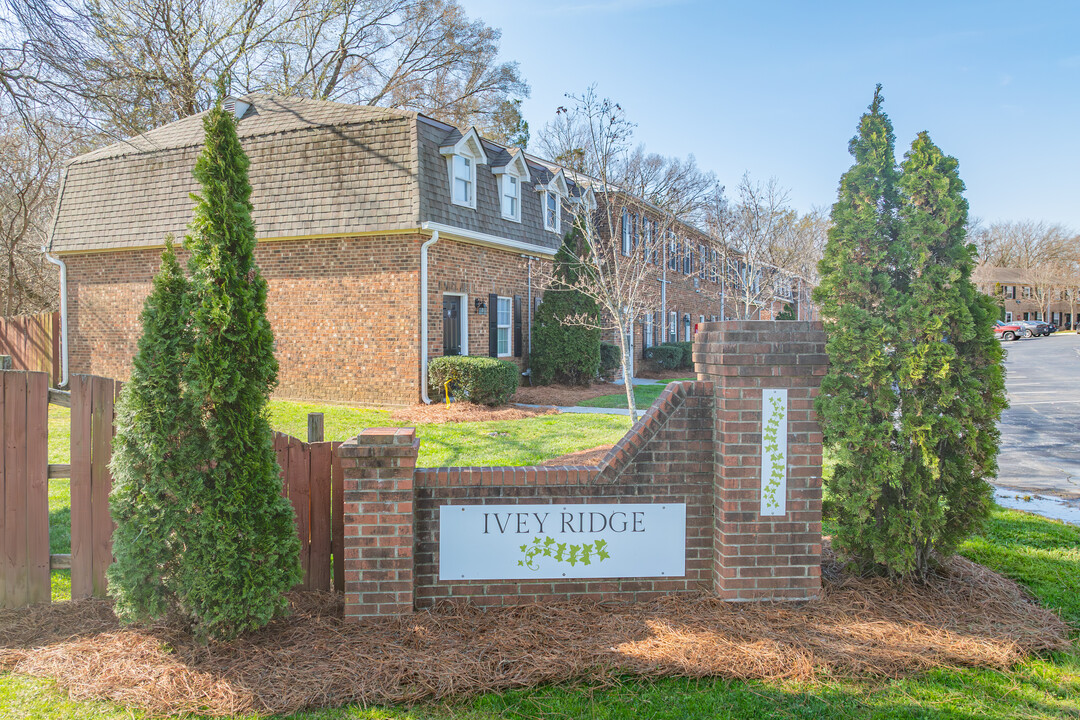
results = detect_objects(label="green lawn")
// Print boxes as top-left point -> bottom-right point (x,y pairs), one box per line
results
578,379 -> 696,409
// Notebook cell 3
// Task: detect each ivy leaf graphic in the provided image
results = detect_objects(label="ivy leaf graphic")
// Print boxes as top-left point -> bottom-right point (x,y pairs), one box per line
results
519,544 -> 527,552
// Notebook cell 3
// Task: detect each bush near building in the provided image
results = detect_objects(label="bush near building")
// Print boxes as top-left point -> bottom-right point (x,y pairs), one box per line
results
428,356 -> 519,406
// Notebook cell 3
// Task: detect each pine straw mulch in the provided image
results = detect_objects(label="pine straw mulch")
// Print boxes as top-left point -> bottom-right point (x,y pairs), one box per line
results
541,445 -> 615,467
512,382 -> 625,407
390,402 -> 558,424
0,551 -> 1071,718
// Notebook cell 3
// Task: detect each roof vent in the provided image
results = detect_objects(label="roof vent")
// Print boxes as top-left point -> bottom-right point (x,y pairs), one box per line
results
223,96 -> 252,120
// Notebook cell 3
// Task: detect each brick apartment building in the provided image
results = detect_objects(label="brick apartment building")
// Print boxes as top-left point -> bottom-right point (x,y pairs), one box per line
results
46,94 -> 804,405
975,266 -> 1080,328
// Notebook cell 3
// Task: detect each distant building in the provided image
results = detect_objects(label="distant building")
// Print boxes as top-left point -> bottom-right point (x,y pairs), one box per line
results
975,266 -> 1079,328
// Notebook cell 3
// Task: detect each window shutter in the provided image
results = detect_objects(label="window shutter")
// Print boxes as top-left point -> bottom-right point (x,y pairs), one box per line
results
513,295 -> 523,358
488,293 -> 498,357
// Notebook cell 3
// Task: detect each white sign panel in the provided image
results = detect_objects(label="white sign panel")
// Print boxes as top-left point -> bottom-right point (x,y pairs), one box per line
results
760,389 -> 788,516
439,503 -> 685,580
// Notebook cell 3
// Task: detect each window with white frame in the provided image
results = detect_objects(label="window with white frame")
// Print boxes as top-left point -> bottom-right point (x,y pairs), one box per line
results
1005,311 -> 1013,321
453,155 -> 473,206
699,244 -> 707,280
500,175 -> 520,221
645,312 -> 654,347
621,209 -> 631,255
496,296 -> 512,356
440,128 -> 487,211
683,313 -> 691,341
669,237 -> 678,271
669,311 -> 677,342
683,245 -> 693,275
544,191 -> 560,233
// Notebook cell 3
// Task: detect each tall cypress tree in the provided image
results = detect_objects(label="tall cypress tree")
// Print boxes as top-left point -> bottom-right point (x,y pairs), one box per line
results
531,230 -> 601,385
177,105 -> 301,639
814,86 -> 908,575
108,237 -> 199,622
895,131 -> 1006,577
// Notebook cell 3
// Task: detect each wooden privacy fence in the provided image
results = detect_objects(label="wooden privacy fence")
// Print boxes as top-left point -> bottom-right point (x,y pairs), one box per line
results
0,312 -> 60,386
1,369 -> 345,609
1,372 -> 118,607
273,432 -> 346,594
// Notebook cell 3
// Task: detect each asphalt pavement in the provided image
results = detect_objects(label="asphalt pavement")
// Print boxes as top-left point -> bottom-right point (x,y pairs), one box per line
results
996,332 -> 1080,502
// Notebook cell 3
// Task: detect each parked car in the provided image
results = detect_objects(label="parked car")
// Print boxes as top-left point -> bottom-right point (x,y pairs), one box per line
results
1045,322 -> 1058,334
994,321 -> 1022,341
1014,319 -> 1050,338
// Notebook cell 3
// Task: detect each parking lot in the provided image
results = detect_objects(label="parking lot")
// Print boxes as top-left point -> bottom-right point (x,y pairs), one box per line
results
997,332 -> 1080,503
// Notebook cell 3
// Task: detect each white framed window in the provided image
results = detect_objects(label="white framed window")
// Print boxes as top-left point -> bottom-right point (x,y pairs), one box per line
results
497,296 -> 512,356
500,175 -> 520,221
440,127 -> 488,211
645,312 -> 654,348
683,313 -> 692,341
669,311 -> 677,342
1005,311 -> 1013,322
621,209 -> 631,256
544,191 -> 560,233
669,237 -> 678,271
494,150 -> 529,222
699,244 -> 707,280
453,155 -> 473,206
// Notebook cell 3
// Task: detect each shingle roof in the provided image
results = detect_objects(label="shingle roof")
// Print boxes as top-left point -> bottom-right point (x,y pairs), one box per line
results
50,95 -> 420,253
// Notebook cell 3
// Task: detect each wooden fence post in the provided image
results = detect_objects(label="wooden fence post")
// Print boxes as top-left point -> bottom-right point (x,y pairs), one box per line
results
307,413 -> 324,443
69,374 -> 118,599
0,370 -> 50,608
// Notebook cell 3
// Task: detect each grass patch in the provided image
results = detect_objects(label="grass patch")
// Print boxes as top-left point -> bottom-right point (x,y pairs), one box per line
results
577,379 -> 695,409
959,507 -> 1080,627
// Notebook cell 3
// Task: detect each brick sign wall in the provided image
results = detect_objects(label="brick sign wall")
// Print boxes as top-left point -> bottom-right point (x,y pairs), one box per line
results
338,321 -> 827,618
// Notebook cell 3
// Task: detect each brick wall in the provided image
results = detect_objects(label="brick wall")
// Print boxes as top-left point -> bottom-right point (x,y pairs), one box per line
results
62,234 -> 423,406
411,381 -> 714,607
697,320 -> 826,601
339,320 -> 828,617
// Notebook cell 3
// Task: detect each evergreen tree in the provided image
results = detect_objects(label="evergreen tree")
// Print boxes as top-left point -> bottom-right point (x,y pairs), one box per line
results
177,104 -> 301,639
814,86 -> 908,575
108,237 -> 199,622
894,131 -> 1006,577
531,230 -> 601,385
816,88 -> 1007,579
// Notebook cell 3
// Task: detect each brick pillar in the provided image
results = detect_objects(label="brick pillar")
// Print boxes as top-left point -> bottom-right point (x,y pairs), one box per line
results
338,427 -> 418,619
695,320 -> 827,601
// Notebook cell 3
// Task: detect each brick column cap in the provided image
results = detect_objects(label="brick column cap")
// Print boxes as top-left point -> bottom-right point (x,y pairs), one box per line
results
339,427 -> 417,455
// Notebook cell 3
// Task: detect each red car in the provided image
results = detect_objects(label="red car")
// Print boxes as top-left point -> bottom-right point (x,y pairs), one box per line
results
994,321 -> 1022,341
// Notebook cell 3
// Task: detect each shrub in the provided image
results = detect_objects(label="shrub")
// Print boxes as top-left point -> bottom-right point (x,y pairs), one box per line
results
814,87 -> 1006,580
530,232 -> 600,385
429,356 -> 519,405
670,341 -> 694,369
599,342 -> 621,376
644,344 -> 681,370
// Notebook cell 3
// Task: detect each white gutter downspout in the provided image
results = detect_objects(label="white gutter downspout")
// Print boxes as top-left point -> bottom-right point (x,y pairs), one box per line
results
419,230 -> 440,404
42,248 -> 68,388
43,167 -> 70,389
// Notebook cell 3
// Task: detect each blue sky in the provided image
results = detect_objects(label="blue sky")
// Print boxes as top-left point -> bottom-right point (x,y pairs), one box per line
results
457,0 -> 1080,229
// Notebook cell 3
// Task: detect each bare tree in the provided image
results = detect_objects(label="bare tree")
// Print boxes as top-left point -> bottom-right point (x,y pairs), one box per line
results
544,88 -> 686,421
10,0 -> 528,136
0,113 -> 73,315
971,220 -> 1074,269
703,173 -> 810,320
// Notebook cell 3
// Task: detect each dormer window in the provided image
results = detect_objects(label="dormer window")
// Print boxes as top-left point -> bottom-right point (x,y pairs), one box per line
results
493,149 -> 530,223
544,191 -> 560,233
539,169 -> 569,234
453,155 -> 473,205
440,127 -> 488,211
